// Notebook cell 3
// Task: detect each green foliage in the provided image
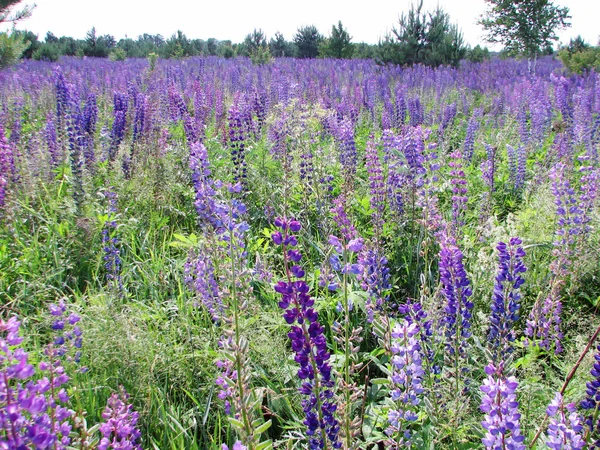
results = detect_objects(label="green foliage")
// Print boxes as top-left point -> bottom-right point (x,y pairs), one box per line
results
0,30 -> 28,68
268,31 -> 295,57
479,0 -> 570,67
378,0 -> 466,67
109,47 -> 127,61
293,25 -> 323,59
465,44 -> 490,63
559,37 -> 600,73
320,21 -> 354,59
32,42 -> 60,61
0,0 -> 34,24
83,27 -> 116,58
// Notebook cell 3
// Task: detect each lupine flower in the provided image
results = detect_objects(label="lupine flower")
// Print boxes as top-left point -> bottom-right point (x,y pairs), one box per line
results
98,387 -> 142,450
272,218 -> 341,450
0,125 -> 14,211
45,115 -> 61,172
580,344 -> 600,447
488,238 -> 526,363
449,151 -> 468,232
480,363 -> 525,450
525,291 -> 563,354
545,392 -> 584,450
438,232 -> 474,359
385,320 -> 424,448
408,97 -> 423,127
222,442 -> 247,450
228,96 -> 248,187
109,92 -> 128,163
506,144 -> 526,192
463,110 -> 480,162
102,189 -> 122,293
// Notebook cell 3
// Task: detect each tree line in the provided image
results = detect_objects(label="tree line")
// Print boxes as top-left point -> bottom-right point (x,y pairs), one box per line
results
1,0 -> 584,72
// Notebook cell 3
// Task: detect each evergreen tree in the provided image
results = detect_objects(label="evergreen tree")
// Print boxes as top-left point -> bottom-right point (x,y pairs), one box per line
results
0,0 -> 34,24
293,25 -> 323,59
321,21 -> 354,59
269,32 -> 295,57
378,1 -> 465,67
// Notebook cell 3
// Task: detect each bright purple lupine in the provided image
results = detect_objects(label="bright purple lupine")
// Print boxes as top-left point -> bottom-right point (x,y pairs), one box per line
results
189,141 -> 221,228
578,156 -> 599,240
580,344 -> 600,447
228,96 -> 248,187
1,317 -> 57,449
222,442 -> 247,450
109,92 -> 128,163
408,97 -> 423,127
481,144 -> 497,192
517,106 -> 530,145
97,387 -> 142,450
386,320 -> 424,448
186,251 -> 223,321
480,363 -> 525,450
545,392 -> 584,450
335,117 -> 357,178
488,238 -> 526,362
439,102 -> 457,137
272,218 -> 341,450
82,93 -> 97,169
438,232 -> 474,359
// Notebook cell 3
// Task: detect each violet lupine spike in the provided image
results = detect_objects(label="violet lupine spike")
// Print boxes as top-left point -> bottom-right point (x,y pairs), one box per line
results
1,317 -> 57,449
545,392 -> 584,450
82,93 -> 97,170
506,144 -> 526,192
578,156 -> 599,240
48,299 -> 84,370
517,106 -> 530,145
438,231 -> 474,360
488,238 -> 526,363
336,117 -> 357,179
581,344 -> 600,447
463,110 -> 480,162
272,218 -> 341,450
365,137 -> 386,234
481,144 -> 496,193
525,291 -> 563,354
408,97 -> 423,127
448,151 -> 468,233
97,387 -> 142,450
480,363 -> 525,450
228,97 -> 248,188
189,141 -> 220,229
102,189 -> 122,293
385,320 -> 424,449
0,125 -> 14,211
109,92 -> 128,163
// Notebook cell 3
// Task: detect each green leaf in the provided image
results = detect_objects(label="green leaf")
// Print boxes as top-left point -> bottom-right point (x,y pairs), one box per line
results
254,419 -> 272,434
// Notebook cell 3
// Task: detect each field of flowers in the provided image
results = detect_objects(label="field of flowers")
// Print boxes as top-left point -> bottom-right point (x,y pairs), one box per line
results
1,55 -> 600,449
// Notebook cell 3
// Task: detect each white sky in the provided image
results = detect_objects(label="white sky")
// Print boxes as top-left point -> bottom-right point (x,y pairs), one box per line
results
3,0 -> 599,49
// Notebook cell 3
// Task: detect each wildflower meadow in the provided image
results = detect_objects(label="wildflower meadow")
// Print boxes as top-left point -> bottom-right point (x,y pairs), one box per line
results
1,55 -> 600,449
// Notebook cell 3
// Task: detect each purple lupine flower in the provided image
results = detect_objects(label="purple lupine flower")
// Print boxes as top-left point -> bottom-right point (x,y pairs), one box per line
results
517,106 -> 530,145
45,115 -> 61,172
545,392 -> 584,450
578,156 -> 599,240
189,141 -> 220,228
439,102 -> 457,137
187,251 -> 223,321
463,110 -> 480,162
109,92 -> 128,163
272,218 -> 341,450
385,320 -> 424,448
394,88 -> 406,128
221,442 -> 247,450
449,151 -> 468,233
98,387 -> 142,450
132,93 -> 148,145
408,97 -> 423,127
402,126 -> 426,183
335,117 -> 357,178
580,344 -> 600,447
358,248 -> 391,322
481,144 -> 497,192
102,189 -> 122,293
228,96 -> 248,187
0,125 -> 14,211
525,291 -> 563,354
438,232 -> 473,359
365,137 -> 386,233
506,144 -> 526,192
0,316 -> 56,449
480,363 -> 525,450
47,299 -> 84,368
82,93 -> 97,170
488,238 -> 526,362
